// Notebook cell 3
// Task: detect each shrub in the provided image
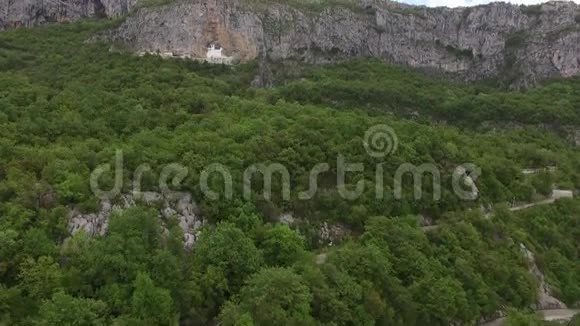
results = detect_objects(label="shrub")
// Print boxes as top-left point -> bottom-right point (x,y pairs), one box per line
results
521,4 -> 542,16
505,31 -> 527,49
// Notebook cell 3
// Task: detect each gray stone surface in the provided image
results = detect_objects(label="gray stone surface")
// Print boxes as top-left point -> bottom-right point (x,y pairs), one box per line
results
520,243 -> 567,311
109,0 -> 580,88
0,0 -> 139,29
1,0 -> 578,87
68,192 -> 203,248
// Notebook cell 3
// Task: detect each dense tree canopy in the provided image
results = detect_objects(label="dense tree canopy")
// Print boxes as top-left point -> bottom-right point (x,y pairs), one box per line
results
0,20 -> 578,325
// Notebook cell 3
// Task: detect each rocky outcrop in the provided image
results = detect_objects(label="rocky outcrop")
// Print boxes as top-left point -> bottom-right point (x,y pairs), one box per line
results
563,126 -> 580,146
68,192 -> 203,248
519,243 -> 567,310
277,212 -> 295,225
319,221 -> 349,245
1,0 -> 579,87
108,0 -> 580,88
0,0 -> 139,29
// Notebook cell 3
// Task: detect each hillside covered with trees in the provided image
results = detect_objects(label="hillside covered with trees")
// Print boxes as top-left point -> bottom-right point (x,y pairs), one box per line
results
0,21 -> 578,325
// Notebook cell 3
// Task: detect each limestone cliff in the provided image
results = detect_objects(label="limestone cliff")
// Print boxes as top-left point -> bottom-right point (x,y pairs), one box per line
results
1,0 -> 579,87
109,0 -> 580,88
0,0 -> 139,29
520,243 -> 568,310
68,192 -> 203,248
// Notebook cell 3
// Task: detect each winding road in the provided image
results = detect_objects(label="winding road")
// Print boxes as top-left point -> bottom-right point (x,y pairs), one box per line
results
422,188 -> 573,232
480,309 -> 580,326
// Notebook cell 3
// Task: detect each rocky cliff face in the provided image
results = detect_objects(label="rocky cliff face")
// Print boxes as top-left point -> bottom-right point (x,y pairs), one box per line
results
109,0 -> 580,88
520,243 -> 567,310
0,0 -> 138,29
68,192 -> 204,248
1,0 -> 579,86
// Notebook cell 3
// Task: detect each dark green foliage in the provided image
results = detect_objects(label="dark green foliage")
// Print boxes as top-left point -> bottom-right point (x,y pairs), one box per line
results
505,31 -> 528,49
18,257 -> 63,300
512,200 -> 580,305
272,59 -> 580,126
260,225 -> 305,267
188,223 -> 264,320
129,272 -> 175,325
193,223 -> 264,292
520,5 -> 543,17
137,0 -> 177,9
530,171 -> 554,196
219,268 -> 313,325
445,44 -> 474,59
0,20 -> 578,325
33,292 -> 108,326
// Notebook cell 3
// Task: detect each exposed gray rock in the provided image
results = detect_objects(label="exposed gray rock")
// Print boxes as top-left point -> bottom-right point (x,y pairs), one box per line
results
563,126 -> 580,146
319,221 -> 349,245
277,212 -> 295,225
0,0 -> 139,29
519,243 -> 567,310
68,192 -> 203,248
109,0 -> 580,88
1,0 -> 578,87
69,199 -> 112,237
417,214 -> 435,227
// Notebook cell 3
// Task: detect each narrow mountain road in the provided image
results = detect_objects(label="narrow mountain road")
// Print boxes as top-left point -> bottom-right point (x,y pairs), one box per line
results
420,197 -> 556,232
542,309 -> 580,321
422,188 -> 573,232
480,309 -> 580,326
509,198 -> 556,212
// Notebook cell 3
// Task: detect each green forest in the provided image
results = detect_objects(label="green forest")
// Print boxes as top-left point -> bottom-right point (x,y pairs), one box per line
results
0,21 -> 579,325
